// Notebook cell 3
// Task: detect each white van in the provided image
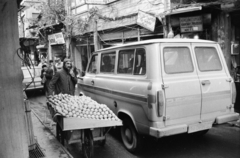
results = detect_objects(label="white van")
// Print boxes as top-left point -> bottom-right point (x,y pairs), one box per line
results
78,39 -> 239,152
22,66 -> 43,91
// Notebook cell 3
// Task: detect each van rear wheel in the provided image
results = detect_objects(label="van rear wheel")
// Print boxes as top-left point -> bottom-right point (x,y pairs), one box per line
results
120,118 -> 143,153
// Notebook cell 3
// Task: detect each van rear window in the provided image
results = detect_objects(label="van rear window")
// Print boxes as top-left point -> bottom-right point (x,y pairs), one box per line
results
163,47 -> 193,74
195,47 -> 222,71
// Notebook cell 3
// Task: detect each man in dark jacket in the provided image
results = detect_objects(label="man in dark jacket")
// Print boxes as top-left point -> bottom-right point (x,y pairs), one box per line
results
49,58 -> 77,96
41,64 -> 53,96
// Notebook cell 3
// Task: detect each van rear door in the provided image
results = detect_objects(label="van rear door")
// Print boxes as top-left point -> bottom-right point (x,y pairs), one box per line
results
192,43 -> 232,122
161,43 -> 202,126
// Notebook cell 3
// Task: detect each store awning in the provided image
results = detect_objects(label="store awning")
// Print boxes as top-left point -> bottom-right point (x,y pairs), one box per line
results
166,6 -> 202,15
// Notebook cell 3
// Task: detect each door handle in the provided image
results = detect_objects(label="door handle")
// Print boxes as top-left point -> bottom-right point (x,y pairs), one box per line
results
91,80 -> 94,85
201,80 -> 211,85
226,78 -> 232,82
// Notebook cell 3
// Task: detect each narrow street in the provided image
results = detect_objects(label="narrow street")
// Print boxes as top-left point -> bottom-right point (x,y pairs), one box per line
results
28,91 -> 240,158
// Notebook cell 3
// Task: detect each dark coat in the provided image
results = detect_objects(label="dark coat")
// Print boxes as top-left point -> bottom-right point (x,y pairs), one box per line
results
49,68 -> 77,95
41,68 -> 53,94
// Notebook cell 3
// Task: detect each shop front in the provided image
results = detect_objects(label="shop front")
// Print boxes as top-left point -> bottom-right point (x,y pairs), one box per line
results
167,6 -> 213,40
48,32 -> 66,62
166,4 -> 240,113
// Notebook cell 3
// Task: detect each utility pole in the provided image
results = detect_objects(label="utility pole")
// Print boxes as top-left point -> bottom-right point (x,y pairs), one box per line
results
0,0 -> 29,158
93,19 -> 99,51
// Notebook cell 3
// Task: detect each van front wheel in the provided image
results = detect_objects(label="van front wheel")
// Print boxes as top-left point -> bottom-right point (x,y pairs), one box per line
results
120,118 -> 143,153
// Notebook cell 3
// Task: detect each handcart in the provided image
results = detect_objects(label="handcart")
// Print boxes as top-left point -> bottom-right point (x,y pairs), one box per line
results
47,102 -> 122,158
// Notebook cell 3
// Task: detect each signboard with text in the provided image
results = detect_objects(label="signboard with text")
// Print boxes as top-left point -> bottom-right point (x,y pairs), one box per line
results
137,10 -> 156,32
48,34 -> 57,45
180,16 -> 203,33
48,33 -> 65,45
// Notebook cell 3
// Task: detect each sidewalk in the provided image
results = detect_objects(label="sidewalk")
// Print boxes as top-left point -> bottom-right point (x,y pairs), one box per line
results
31,109 -> 73,158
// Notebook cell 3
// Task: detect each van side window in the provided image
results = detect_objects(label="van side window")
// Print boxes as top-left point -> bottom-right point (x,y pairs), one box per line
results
195,47 -> 222,71
100,52 -> 115,73
163,47 -> 193,74
134,48 -> 146,75
118,49 -> 135,74
88,55 -> 98,74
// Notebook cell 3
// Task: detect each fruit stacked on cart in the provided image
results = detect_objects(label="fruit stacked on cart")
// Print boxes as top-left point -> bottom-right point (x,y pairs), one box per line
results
48,94 -> 120,121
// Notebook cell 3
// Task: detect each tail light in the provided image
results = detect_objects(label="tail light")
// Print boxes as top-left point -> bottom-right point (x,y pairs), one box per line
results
231,81 -> 237,104
157,91 -> 164,117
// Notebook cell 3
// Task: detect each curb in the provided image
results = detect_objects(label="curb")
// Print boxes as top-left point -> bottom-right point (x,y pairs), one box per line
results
31,109 -> 74,158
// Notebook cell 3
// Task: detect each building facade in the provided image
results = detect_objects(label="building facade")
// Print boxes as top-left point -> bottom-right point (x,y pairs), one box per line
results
68,0 -> 171,75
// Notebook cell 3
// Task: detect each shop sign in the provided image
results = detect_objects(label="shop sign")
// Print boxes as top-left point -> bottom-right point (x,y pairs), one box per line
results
48,34 -> 57,45
54,33 -> 65,44
48,33 -> 65,45
180,16 -> 203,33
137,10 -> 156,32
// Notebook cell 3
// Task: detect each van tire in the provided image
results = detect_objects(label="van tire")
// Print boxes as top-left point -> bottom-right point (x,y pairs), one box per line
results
120,118 -> 143,153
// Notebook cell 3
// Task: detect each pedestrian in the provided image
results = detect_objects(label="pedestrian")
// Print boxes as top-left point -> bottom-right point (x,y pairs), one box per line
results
49,58 -> 78,96
55,57 -> 63,72
49,60 -> 56,74
40,64 -> 54,96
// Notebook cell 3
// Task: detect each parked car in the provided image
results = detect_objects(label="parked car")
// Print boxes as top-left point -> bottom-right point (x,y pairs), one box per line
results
22,65 -> 43,91
78,39 -> 239,152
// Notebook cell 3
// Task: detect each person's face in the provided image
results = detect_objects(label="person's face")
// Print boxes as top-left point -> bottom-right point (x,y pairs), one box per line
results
65,61 -> 72,70
43,67 -> 47,71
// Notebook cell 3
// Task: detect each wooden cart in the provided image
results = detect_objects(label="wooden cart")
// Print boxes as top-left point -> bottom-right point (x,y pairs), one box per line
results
53,110 -> 122,158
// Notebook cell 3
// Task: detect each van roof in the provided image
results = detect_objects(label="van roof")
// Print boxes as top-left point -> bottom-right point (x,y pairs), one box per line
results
96,38 -> 216,53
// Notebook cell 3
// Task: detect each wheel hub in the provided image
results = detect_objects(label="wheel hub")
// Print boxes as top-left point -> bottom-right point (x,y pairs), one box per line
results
125,128 -> 133,143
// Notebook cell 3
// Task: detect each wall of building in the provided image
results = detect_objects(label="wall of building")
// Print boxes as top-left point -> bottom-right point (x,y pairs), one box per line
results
72,0 -> 170,33
19,0 -> 41,38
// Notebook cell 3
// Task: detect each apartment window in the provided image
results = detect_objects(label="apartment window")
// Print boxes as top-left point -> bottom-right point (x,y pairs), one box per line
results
71,0 -> 87,14
32,13 -> 39,19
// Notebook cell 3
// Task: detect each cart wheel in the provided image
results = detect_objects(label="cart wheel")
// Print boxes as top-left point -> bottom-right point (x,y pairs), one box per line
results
56,123 -> 61,142
99,136 -> 106,146
99,128 -> 106,146
82,129 -> 94,158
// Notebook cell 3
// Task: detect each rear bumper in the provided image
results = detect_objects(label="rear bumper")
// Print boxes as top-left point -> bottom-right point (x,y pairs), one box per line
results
215,113 -> 239,124
150,124 -> 188,138
149,113 -> 240,138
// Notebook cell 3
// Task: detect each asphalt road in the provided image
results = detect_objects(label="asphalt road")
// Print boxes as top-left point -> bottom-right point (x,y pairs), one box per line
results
27,91 -> 240,158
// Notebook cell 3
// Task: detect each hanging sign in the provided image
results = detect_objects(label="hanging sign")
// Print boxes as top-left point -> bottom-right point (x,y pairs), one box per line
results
48,34 -> 57,45
54,33 -> 65,44
137,10 -> 156,32
48,33 -> 65,45
180,16 -> 203,33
